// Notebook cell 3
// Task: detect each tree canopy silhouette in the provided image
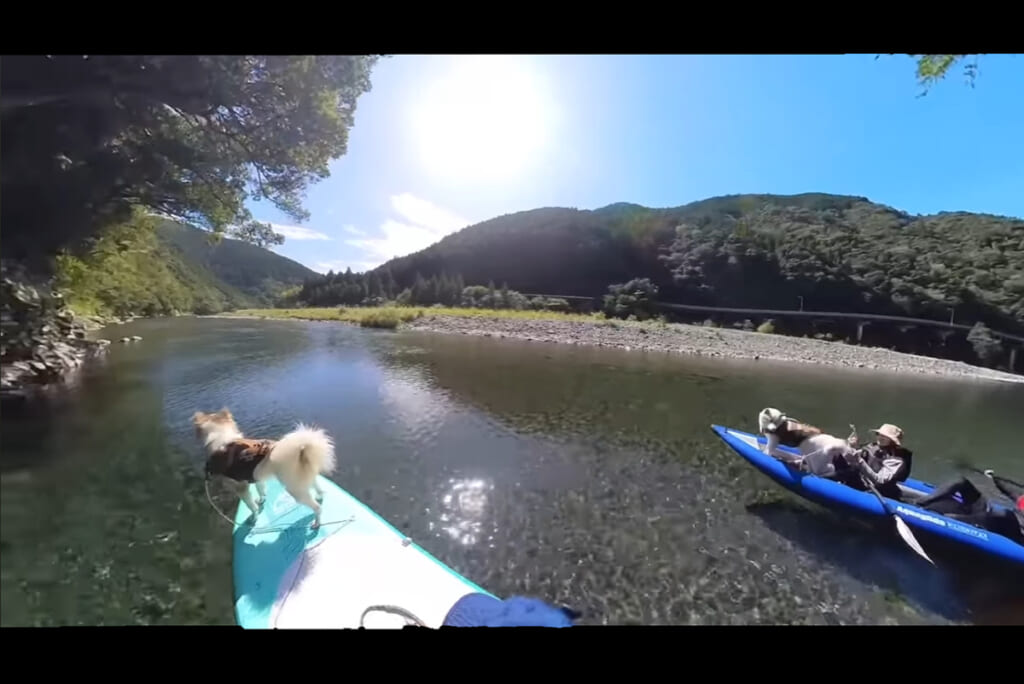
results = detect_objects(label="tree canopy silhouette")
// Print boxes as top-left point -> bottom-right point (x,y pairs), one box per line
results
1,55 -> 381,264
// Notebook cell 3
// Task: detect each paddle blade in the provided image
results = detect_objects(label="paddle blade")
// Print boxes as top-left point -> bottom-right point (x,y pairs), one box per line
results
894,515 -> 934,565
951,454 -> 973,469
951,456 -> 983,475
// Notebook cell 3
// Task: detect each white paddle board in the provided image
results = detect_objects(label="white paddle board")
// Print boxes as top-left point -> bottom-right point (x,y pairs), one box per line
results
232,475 -> 494,628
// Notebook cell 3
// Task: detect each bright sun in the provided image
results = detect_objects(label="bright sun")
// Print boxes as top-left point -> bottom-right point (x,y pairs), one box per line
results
410,56 -> 555,186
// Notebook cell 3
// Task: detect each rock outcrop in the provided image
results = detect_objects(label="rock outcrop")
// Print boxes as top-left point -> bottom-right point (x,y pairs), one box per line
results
1,261 -> 110,399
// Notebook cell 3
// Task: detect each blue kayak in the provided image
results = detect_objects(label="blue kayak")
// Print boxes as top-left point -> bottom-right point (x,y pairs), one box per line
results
710,424 -> 1024,567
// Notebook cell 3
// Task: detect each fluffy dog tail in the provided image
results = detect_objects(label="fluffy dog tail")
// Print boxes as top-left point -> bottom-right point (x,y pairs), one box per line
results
269,423 -> 336,488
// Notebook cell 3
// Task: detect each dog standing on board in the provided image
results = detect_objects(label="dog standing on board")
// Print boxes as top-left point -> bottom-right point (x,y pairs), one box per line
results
757,407 -> 858,476
193,408 -> 336,529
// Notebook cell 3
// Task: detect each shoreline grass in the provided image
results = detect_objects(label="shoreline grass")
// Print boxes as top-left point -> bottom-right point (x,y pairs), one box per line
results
230,306 -> 605,326
213,306 -> 1022,383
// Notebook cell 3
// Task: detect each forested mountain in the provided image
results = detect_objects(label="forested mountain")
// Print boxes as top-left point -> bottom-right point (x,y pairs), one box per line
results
355,193 -> 1023,333
154,218 -> 317,303
55,212 -> 318,317
1,55 -> 378,393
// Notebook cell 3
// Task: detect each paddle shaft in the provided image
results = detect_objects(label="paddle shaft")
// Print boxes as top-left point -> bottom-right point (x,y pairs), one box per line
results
954,464 -> 1024,489
980,469 -> 1023,490
864,477 -> 892,514
862,477 -> 934,564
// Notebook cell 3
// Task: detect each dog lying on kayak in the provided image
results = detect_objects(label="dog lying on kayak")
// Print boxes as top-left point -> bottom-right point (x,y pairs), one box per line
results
758,407 -> 858,476
192,408 -> 336,528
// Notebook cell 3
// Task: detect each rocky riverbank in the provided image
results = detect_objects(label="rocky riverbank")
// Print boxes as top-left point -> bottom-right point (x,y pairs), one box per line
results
0,262 -> 114,400
405,314 -> 1024,384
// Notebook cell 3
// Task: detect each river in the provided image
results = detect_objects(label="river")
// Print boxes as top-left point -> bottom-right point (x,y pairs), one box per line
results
2,316 -> 1022,626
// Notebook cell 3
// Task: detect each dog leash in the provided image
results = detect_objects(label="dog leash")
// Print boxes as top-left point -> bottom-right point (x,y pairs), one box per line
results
204,478 -> 355,535
359,605 -> 429,628
203,478 -> 428,629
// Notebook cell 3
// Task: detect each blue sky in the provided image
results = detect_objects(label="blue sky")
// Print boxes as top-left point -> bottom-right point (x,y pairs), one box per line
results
244,54 -> 1023,274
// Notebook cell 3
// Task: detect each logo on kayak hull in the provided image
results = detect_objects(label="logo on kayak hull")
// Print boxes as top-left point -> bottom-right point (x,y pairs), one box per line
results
895,506 -> 989,541
895,506 -> 947,528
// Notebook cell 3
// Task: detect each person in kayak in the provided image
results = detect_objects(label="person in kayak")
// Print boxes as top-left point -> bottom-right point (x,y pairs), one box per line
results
830,423 -> 913,499
914,470 -> 1024,544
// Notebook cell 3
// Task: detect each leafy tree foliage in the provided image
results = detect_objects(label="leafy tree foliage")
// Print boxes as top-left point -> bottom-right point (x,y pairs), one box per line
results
528,296 -> 571,312
2,55 -> 380,264
54,211 -> 318,316
603,278 -> 659,320
293,269 -> 550,311
660,197 -> 1024,332
55,211 -> 250,316
872,54 -> 988,96
966,322 -> 1004,366
911,54 -> 981,95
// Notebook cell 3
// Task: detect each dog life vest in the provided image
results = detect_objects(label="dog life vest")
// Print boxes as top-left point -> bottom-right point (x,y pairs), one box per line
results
765,420 -> 813,449
206,439 -> 276,483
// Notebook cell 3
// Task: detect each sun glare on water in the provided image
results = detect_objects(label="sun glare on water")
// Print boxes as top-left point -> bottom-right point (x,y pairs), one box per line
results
409,56 -> 556,186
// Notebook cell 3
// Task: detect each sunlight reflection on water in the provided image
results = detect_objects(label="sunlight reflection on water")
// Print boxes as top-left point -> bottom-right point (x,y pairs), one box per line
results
432,476 -> 495,547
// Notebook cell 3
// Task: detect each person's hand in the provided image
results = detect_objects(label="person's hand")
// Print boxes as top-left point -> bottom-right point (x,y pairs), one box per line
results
843,449 -> 862,467
847,423 -> 860,446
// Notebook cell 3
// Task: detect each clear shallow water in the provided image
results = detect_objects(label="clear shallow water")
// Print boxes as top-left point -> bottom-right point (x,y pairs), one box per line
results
2,316 -> 1022,626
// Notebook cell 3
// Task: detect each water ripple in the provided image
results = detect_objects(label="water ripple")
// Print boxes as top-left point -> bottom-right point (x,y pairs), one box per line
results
433,476 -> 495,547
3,317 -> 1022,627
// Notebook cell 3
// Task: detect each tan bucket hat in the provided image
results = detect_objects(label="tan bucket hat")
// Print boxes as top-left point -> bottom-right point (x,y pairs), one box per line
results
871,423 -> 904,446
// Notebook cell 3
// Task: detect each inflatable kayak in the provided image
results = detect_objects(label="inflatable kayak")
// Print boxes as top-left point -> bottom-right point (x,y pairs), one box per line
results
710,424 -> 1024,567
232,475 -> 495,628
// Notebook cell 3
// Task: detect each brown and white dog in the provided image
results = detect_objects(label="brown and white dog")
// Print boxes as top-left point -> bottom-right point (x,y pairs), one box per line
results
757,407 -> 858,476
193,408 -> 336,528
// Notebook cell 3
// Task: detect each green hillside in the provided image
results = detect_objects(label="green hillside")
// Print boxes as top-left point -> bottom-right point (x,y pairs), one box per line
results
154,219 -> 317,304
364,193 -> 1023,334
55,211 -> 318,318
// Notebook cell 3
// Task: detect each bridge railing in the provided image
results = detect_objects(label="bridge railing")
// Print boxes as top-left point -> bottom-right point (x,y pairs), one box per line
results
520,293 -> 1024,344
653,302 -> 1024,344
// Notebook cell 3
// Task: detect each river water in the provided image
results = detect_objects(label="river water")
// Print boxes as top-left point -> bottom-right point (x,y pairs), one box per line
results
2,316 -> 1022,626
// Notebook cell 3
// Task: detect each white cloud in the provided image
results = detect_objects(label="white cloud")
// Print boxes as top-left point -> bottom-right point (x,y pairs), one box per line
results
267,223 -> 331,241
342,224 -> 367,236
345,194 -> 470,270
389,193 -> 468,234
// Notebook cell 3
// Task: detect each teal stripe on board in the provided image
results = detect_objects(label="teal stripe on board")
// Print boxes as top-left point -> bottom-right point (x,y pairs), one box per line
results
231,476 -> 492,628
